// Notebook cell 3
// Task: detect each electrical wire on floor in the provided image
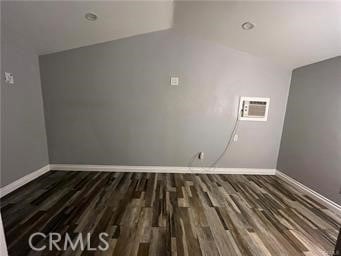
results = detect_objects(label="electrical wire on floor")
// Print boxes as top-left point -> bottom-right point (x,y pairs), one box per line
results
188,112 -> 240,174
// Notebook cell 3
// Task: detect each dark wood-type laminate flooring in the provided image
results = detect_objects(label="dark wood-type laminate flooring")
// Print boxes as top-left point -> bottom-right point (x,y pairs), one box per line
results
1,171 -> 340,256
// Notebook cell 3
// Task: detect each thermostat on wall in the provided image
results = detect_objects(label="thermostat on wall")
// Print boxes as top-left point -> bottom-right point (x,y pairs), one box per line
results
238,96 -> 270,121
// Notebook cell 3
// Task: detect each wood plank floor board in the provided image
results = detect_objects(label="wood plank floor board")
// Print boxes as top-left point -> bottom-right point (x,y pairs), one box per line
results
1,171 -> 340,256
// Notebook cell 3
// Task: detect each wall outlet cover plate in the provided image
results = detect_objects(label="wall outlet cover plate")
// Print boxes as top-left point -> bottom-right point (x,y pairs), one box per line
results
4,72 -> 14,84
170,76 -> 179,86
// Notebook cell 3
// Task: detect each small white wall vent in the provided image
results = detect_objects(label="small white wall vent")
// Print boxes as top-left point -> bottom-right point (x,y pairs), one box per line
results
238,97 -> 270,121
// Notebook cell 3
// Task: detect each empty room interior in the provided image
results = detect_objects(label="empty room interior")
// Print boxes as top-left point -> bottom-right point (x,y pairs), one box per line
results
1,1 -> 341,255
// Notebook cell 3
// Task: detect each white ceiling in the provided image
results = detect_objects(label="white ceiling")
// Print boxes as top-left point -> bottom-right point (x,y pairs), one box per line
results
2,1 -> 174,55
174,1 -> 341,69
2,1 -> 341,69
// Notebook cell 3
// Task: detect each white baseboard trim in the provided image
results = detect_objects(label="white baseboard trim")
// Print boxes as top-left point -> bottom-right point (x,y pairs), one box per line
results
0,164 -> 50,198
276,170 -> 341,215
49,164 -> 276,175
1,165 -> 339,215
0,213 -> 8,256
0,164 -> 275,198
2,165 -> 339,215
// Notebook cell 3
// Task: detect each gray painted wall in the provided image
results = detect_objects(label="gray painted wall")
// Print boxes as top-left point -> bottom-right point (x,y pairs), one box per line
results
1,2 -> 49,187
278,56 -> 341,205
40,30 -> 291,168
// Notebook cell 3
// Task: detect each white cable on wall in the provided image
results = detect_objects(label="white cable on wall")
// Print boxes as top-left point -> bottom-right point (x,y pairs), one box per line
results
188,111 -> 240,173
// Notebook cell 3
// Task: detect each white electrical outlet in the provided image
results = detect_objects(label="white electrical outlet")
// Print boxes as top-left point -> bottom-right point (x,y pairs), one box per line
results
4,72 -> 14,84
170,76 -> 179,86
233,134 -> 239,142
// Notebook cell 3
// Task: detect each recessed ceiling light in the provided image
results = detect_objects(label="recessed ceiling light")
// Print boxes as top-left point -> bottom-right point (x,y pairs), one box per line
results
241,22 -> 255,30
85,12 -> 98,21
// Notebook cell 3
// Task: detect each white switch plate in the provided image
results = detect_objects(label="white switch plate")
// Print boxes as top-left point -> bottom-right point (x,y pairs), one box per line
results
170,76 -> 179,86
4,72 -> 14,84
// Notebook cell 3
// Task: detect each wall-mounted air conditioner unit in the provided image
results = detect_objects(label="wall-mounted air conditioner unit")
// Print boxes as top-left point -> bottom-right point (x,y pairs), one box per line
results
238,97 -> 270,121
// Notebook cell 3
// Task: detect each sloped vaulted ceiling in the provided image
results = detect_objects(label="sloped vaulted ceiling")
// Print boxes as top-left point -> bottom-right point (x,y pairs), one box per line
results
173,1 -> 341,69
2,1 -> 174,55
2,1 -> 341,69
